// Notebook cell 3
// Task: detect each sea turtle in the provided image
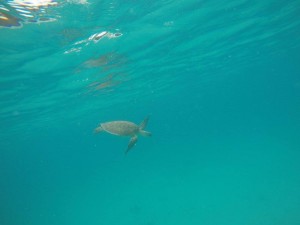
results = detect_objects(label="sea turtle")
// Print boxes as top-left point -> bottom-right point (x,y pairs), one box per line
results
94,116 -> 151,154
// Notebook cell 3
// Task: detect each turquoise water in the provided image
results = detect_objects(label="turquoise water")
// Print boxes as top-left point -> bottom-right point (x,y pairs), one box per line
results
1,0 -> 300,224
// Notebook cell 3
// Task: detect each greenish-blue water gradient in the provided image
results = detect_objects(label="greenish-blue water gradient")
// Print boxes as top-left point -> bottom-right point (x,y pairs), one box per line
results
1,1 -> 300,225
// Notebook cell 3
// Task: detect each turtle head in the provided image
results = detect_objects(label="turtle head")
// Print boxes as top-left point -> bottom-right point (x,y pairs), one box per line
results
139,130 -> 152,137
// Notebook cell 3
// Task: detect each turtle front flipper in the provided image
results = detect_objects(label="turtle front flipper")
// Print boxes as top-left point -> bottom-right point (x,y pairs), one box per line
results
126,135 -> 138,154
139,116 -> 150,130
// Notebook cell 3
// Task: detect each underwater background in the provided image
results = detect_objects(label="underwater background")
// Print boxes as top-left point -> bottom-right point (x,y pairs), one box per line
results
1,0 -> 300,224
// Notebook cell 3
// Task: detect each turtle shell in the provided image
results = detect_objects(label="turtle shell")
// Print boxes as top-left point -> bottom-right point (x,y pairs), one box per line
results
101,121 -> 139,136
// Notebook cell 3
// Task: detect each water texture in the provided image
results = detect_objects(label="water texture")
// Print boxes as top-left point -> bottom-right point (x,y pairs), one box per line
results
1,0 -> 300,225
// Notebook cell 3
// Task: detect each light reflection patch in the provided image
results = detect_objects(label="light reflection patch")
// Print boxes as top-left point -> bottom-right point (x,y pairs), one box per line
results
13,0 -> 57,7
64,31 -> 123,54
0,0 -> 58,28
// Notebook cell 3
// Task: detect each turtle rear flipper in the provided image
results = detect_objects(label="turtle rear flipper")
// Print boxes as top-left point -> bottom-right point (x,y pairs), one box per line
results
126,135 -> 138,154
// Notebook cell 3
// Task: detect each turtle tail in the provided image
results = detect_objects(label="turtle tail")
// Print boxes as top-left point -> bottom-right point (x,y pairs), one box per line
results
94,126 -> 103,133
